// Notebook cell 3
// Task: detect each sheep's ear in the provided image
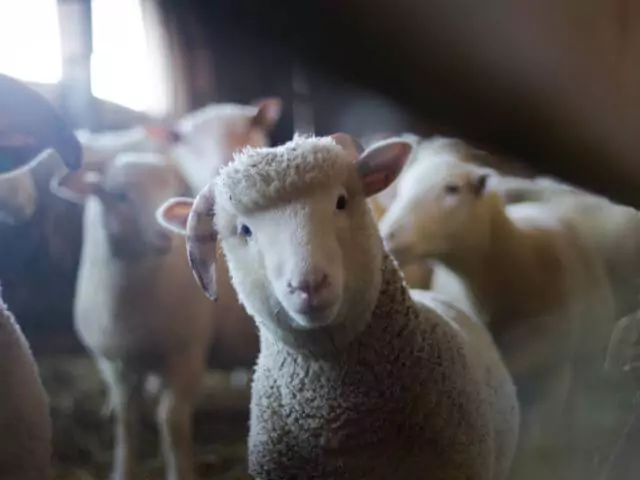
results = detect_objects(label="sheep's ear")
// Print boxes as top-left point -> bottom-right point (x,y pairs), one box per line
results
356,139 -> 414,197
251,97 -> 283,130
471,172 -> 490,196
144,123 -> 183,144
156,197 -> 194,235
49,169 -> 103,204
185,185 -> 219,301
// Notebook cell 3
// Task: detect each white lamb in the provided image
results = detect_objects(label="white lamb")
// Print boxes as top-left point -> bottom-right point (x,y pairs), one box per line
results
49,152 -> 255,480
378,148 -> 616,478
157,133 -> 519,480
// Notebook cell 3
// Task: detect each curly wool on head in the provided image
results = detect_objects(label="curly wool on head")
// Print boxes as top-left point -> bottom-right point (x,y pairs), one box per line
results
216,135 -> 351,214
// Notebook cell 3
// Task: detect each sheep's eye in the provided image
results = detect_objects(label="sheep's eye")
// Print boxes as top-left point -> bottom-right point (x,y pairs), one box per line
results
336,194 -> 348,211
239,224 -> 252,237
444,184 -> 461,195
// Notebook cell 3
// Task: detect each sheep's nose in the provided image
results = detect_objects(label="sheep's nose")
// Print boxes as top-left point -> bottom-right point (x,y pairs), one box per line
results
287,271 -> 330,297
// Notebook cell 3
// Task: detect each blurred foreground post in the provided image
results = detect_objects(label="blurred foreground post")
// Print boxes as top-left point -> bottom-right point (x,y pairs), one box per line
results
203,0 -> 640,208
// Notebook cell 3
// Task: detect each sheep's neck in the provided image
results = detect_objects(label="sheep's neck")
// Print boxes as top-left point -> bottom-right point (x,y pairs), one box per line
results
437,205 -> 544,330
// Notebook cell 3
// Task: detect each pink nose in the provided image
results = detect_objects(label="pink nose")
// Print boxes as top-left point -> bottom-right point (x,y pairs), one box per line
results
287,271 -> 330,297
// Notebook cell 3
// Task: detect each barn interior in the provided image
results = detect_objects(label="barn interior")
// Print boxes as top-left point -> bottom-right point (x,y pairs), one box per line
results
1,1 -> 640,479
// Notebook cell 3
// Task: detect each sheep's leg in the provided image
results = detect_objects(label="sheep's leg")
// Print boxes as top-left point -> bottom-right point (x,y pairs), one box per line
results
96,357 -> 143,480
157,345 -> 207,480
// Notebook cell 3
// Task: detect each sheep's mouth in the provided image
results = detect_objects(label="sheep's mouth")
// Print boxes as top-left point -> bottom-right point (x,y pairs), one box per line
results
289,301 -> 341,329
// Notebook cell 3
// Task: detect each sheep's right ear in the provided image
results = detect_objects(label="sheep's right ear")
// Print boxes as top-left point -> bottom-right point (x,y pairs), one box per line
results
49,169 -> 103,205
355,138 -> 414,197
155,197 -> 194,235
185,185 -> 219,301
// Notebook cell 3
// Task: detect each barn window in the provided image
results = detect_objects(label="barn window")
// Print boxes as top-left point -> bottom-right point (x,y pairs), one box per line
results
0,0 -> 63,84
90,0 -> 161,113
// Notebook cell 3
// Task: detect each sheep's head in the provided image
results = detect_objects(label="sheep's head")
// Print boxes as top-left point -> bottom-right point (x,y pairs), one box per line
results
51,152 -> 189,260
165,97 -> 282,166
157,134 -> 412,342
379,144 -> 497,266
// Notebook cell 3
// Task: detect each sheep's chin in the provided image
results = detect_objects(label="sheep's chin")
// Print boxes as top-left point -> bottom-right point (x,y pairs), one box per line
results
286,301 -> 342,330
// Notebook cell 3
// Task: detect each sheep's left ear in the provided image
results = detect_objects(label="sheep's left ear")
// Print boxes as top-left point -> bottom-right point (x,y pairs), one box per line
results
356,139 -> 413,197
156,197 -> 194,235
251,97 -> 283,130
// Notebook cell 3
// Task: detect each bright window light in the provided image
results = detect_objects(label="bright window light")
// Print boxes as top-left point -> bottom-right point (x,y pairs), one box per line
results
0,0 -> 63,83
91,0 -> 154,112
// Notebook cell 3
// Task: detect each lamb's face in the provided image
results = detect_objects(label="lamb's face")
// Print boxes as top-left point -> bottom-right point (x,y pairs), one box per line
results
51,154 -> 188,260
218,177 -> 380,331
156,134 -> 413,343
98,159 -> 188,259
380,158 -> 492,265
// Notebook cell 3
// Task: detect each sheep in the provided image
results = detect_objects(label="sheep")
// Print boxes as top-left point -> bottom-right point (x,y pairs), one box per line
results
157,133 -> 519,480
49,152 -> 256,480
378,147 -> 616,478
380,134 -> 640,319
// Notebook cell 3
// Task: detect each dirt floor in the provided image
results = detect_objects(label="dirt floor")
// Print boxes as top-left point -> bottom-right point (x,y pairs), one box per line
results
39,355 -> 252,480
37,353 -> 640,480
